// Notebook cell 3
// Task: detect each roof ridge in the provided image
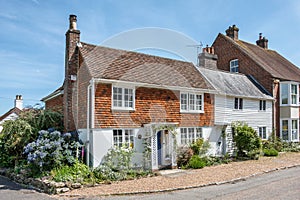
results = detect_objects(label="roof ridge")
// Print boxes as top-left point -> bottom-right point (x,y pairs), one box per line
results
79,41 -> 192,65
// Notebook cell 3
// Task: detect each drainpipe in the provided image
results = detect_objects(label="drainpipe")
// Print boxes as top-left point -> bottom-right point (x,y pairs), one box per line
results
86,83 -> 91,167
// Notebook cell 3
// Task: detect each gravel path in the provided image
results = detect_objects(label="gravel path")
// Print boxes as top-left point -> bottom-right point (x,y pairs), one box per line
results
58,152 -> 300,198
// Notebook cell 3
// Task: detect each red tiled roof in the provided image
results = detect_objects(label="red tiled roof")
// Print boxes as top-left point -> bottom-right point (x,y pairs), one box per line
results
220,34 -> 300,81
79,42 -> 215,91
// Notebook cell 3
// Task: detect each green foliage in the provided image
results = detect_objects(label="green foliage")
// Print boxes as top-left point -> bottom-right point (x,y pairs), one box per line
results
0,119 -> 35,166
24,130 -> 81,173
263,148 -> 279,157
50,161 -> 91,183
281,142 -> 300,152
93,146 -> 136,182
176,146 -> 194,167
0,109 -> 64,168
188,155 -> 206,169
262,131 -> 283,152
232,122 -> 262,158
189,138 -> 211,157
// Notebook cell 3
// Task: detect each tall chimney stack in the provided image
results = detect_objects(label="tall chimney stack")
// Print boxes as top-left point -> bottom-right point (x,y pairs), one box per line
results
15,95 -> 23,110
225,25 -> 239,40
198,45 -> 218,70
256,33 -> 268,49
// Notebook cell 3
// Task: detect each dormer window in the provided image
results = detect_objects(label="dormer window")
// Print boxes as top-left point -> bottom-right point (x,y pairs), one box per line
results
230,59 -> 239,73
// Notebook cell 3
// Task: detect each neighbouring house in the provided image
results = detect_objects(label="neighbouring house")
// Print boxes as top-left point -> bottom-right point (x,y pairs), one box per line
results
0,95 -> 23,132
212,25 -> 300,142
41,86 -> 64,114
198,47 -> 273,154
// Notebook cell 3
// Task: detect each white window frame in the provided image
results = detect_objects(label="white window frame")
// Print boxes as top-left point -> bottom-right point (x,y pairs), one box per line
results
112,85 -> 135,110
234,97 -> 243,110
230,59 -> 239,73
180,127 -> 203,145
280,82 -> 299,106
280,119 -> 299,142
258,126 -> 267,140
180,92 -> 204,113
113,129 -> 135,148
259,100 -> 266,111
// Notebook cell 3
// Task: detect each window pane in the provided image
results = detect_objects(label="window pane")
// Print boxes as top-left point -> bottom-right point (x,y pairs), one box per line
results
282,120 -> 289,140
196,95 -> 202,110
234,98 -> 239,109
189,94 -> 195,110
188,128 -> 195,143
181,93 -> 188,110
281,84 -> 288,104
239,98 -> 243,110
292,120 -> 298,141
230,59 -> 239,73
113,129 -> 123,147
196,128 -> 202,139
180,128 -> 187,144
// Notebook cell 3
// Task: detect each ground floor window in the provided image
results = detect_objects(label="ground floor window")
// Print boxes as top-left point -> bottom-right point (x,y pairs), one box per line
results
281,119 -> 299,142
113,129 -> 134,148
180,127 -> 202,145
258,127 -> 267,140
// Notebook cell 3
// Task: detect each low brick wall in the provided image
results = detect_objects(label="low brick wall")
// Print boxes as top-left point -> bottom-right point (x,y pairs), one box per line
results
0,168 -> 82,194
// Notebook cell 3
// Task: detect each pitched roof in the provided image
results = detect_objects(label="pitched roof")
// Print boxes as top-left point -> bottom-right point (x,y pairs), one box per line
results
0,107 -> 22,122
41,85 -> 64,102
78,42 -> 215,91
198,67 -> 273,100
218,34 -> 300,82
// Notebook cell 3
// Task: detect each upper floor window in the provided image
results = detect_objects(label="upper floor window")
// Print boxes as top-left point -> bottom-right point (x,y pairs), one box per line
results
234,97 -> 243,110
280,82 -> 299,106
180,92 -> 204,113
112,86 -> 135,110
259,100 -> 266,111
113,129 -> 134,148
180,127 -> 202,145
230,59 -> 239,73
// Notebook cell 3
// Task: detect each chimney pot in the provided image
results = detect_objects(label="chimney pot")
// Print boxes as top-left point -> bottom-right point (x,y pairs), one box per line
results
256,33 -> 268,49
225,25 -> 239,40
69,14 -> 77,30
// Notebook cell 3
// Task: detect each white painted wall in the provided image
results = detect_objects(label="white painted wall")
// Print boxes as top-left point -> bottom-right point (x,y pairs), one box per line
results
215,95 -> 273,138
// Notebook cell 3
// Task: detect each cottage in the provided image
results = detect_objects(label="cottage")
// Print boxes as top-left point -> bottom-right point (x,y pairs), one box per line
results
43,15 -> 219,169
198,47 -> 273,154
212,25 -> 300,142
0,95 -> 23,132
43,16 -> 274,170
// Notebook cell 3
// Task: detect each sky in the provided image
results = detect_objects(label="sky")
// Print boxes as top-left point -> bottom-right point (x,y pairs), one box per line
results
1,0 -> 300,115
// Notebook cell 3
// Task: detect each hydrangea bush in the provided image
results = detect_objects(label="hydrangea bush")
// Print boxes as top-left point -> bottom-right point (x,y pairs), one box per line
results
24,129 -> 81,172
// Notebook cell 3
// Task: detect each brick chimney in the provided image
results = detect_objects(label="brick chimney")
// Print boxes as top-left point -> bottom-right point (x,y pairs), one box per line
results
198,45 -> 218,70
15,95 -> 23,110
64,14 -> 81,131
256,33 -> 268,49
225,25 -> 239,40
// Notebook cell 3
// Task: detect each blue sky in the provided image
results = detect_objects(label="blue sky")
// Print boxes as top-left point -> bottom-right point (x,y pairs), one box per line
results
1,0 -> 300,115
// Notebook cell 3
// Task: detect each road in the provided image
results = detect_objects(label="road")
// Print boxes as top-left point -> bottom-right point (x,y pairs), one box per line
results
100,166 -> 300,200
0,175 -> 54,200
0,167 -> 299,200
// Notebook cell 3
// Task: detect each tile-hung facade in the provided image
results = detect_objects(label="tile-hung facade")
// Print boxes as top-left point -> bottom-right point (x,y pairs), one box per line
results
212,25 -> 300,142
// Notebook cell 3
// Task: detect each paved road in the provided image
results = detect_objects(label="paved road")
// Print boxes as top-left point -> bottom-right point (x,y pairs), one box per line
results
99,166 -> 300,200
0,175 -> 54,200
1,167 -> 300,200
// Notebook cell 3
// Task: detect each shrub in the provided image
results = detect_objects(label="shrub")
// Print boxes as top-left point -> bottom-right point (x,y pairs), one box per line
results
281,142 -> 300,152
188,155 -> 206,169
176,146 -> 194,167
189,139 -> 211,157
263,148 -> 279,157
232,122 -> 262,158
50,161 -> 91,183
23,130 -> 81,173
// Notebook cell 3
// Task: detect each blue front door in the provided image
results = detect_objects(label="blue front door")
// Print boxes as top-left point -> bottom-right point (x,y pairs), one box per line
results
157,131 -> 162,165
